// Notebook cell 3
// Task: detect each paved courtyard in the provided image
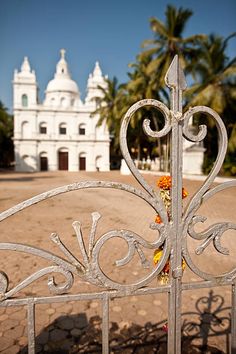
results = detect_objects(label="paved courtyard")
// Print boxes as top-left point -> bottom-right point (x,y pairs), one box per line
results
0,171 -> 235,353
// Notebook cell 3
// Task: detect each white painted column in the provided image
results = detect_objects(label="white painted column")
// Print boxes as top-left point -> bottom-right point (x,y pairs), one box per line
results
86,143 -> 96,171
69,143 -> 78,171
49,143 -> 57,171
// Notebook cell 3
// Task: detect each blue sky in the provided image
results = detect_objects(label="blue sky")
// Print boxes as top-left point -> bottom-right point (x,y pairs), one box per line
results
1,0 -> 236,112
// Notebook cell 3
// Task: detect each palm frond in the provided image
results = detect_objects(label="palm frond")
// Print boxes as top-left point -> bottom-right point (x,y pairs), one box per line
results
149,17 -> 168,38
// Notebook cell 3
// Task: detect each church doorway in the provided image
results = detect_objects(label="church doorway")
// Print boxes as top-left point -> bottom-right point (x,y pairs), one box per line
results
79,153 -> 86,171
79,157 -> 86,171
40,153 -> 48,171
58,151 -> 68,170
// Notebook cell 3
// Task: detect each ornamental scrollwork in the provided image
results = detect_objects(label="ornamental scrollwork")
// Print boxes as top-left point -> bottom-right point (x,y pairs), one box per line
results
0,206 -> 170,300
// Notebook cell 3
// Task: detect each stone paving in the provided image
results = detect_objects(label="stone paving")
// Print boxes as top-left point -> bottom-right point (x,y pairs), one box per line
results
0,171 -> 235,353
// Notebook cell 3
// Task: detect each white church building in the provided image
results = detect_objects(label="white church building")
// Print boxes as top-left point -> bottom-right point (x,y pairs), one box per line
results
13,49 -> 110,172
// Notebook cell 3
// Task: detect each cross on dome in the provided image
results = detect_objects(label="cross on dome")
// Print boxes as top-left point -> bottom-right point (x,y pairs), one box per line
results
60,49 -> 66,59
56,49 -> 69,77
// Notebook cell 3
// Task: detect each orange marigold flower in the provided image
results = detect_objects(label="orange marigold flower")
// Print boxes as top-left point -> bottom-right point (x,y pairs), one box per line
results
157,176 -> 171,190
155,215 -> 162,224
157,176 -> 188,199
163,261 -> 170,274
182,188 -> 188,199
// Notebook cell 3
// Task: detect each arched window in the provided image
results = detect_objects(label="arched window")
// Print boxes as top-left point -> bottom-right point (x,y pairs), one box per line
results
39,122 -> 47,134
22,94 -> 28,107
79,124 -> 86,135
59,123 -> 67,135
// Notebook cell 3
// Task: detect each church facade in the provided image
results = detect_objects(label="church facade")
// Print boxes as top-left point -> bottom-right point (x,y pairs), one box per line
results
13,50 -> 110,172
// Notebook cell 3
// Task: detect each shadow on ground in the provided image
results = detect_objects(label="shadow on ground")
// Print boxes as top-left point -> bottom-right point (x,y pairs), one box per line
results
19,290 -> 231,354
0,174 -> 54,183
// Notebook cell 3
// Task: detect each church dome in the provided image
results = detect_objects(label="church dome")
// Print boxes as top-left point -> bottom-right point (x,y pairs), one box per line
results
46,49 -> 79,94
46,77 -> 79,93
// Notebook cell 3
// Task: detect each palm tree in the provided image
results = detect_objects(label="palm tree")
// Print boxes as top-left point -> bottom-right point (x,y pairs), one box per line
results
93,76 -> 126,168
141,5 -> 205,89
185,33 -> 236,112
135,5 -> 205,170
184,33 -> 236,174
125,54 -> 165,160
94,76 -> 122,146
95,77 -> 120,129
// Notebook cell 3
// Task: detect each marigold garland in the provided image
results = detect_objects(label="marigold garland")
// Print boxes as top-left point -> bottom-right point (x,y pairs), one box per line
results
157,175 -> 172,190
155,215 -> 162,224
154,175 -> 187,285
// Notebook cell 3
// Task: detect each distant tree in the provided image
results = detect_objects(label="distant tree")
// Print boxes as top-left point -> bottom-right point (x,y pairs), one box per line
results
185,33 -> 236,112
141,5 -> 205,90
0,101 -> 14,168
185,33 -> 236,174
96,77 -> 120,132
120,54 -> 164,161
94,77 -> 123,167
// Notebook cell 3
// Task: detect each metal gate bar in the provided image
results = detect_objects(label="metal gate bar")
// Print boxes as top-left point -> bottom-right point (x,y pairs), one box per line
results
27,301 -> 36,354
167,54 -> 186,354
232,283 -> 236,354
102,293 -> 109,354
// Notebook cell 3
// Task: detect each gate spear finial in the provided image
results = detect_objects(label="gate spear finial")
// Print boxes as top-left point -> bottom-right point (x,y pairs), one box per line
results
165,55 -> 187,91
165,55 -> 187,114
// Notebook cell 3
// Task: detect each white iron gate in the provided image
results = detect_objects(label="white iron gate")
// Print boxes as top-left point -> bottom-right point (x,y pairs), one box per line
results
0,56 -> 236,353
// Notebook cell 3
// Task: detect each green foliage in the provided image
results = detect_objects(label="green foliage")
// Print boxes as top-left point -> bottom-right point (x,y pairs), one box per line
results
185,33 -> 236,174
94,5 -> 236,175
0,101 -> 14,168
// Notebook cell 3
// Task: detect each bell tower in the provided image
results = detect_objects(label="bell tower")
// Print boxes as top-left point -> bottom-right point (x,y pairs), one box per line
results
13,57 -> 38,172
13,57 -> 38,109
85,61 -> 107,104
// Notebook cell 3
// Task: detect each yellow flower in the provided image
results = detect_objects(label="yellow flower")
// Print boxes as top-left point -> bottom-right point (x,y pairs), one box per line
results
153,248 -> 163,265
182,258 -> 186,271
